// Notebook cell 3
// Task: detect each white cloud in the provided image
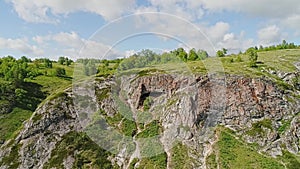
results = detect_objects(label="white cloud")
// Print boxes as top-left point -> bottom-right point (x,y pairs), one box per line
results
6,0 -> 296,57
125,50 -> 136,58
139,0 -> 205,21
32,32 -> 122,60
0,37 -> 44,56
132,12 -> 254,54
200,0 -> 300,18
281,14 -> 300,33
257,25 -> 282,45
218,32 -> 254,53
7,0 -> 136,23
206,22 -> 230,42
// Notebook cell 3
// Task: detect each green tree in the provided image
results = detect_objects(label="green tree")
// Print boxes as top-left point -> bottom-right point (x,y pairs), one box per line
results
222,48 -> 228,55
188,48 -> 198,61
65,57 -> 73,66
58,57 -> 65,65
246,47 -> 258,67
55,67 -> 66,77
236,55 -> 243,62
197,49 -> 209,60
216,50 -> 225,57
44,59 -> 52,68
173,48 -> 187,62
20,56 -> 31,63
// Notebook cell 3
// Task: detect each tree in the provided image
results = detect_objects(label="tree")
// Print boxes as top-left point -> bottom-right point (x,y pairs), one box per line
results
20,56 -> 31,63
55,67 -> 66,77
222,48 -> 228,55
216,50 -> 225,57
246,47 -> 258,67
188,48 -> 198,61
66,59 -> 72,66
281,39 -> 287,49
236,55 -> 243,62
44,59 -> 52,68
197,49 -> 209,60
58,57 -> 65,65
173,48 -> 188,62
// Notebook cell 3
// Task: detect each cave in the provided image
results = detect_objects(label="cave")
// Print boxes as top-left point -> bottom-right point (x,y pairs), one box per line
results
137,84 -> 150,109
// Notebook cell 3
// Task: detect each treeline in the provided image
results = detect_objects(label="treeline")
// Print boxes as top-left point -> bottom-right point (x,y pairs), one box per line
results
215,40 -> 300,68
119,48 -> 208,71
256,40 -> 298,52
76,58 -> 122,76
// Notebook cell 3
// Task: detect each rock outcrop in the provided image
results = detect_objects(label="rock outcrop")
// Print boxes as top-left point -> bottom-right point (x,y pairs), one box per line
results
0,72 -> 299,169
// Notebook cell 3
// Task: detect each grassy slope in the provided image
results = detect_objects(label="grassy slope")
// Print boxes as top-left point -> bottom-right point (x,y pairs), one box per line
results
189,49 -> 300,76
25,63 -> 74,95
0,63 -> 73,143
207,127 -> 286,169
207,127 -> 300,169
0,108 -> 32,142
120,49 -> 300,80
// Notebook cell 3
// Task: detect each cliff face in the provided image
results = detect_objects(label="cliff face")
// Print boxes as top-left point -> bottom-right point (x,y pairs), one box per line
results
0,72 -> 299,168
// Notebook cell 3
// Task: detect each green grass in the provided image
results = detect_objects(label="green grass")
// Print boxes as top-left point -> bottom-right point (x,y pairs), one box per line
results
120,118 -> 137,137
136,120 -> 161,138
129,158 -> 139,169
95,87 -> 110,101
170,143 -> 194,169
25,63 -> 73,96
207,153 -> 218,169
246,119 -> 273,136
106,113 -> 123,128
187,49 -> 300,78
43,131 -> 112,169
211,127 -> 285,169
0,143 -> 22,168
278,119 -> 291,134
258,49 -> 299,72
25,75 -> 71,96
137,153 -> 167,169
280,151 -> 300,169
0,107 -> 32,142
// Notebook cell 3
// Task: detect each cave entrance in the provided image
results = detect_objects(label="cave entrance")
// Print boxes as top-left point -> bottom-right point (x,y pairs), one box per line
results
138,84 -> 150,109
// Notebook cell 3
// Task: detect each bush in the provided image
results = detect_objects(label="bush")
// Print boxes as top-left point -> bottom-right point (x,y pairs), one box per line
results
54,67 -> 66,77
143,97 -> 153,111
236,55 -> 243,62
246,47 -> 258,67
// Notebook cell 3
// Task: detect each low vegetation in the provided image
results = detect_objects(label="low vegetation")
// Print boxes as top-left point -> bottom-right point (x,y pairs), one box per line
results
43,131 -> 112,169
208,127 -> 285,169
246,119 -> 273,136
170,143 -> 194,169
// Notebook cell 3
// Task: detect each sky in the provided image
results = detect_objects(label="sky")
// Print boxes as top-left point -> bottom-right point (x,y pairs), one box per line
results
1,0 -> 300,60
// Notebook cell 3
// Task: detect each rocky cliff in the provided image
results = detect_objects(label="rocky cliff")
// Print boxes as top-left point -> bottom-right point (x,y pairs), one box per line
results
0,70 -> 299,168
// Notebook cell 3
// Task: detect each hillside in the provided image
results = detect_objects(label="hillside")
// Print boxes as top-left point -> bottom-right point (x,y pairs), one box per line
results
0,49 -> 299,169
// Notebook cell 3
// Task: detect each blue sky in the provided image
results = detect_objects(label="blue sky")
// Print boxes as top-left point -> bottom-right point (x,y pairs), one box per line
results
1,0 -> 300,60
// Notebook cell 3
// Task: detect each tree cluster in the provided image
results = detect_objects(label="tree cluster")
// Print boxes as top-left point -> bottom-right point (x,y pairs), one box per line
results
0,56 -> 46,113
58,56 -> 73,66
118,48 -> 208,71
257,40 -> 298,52
216,48 -> 228,57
